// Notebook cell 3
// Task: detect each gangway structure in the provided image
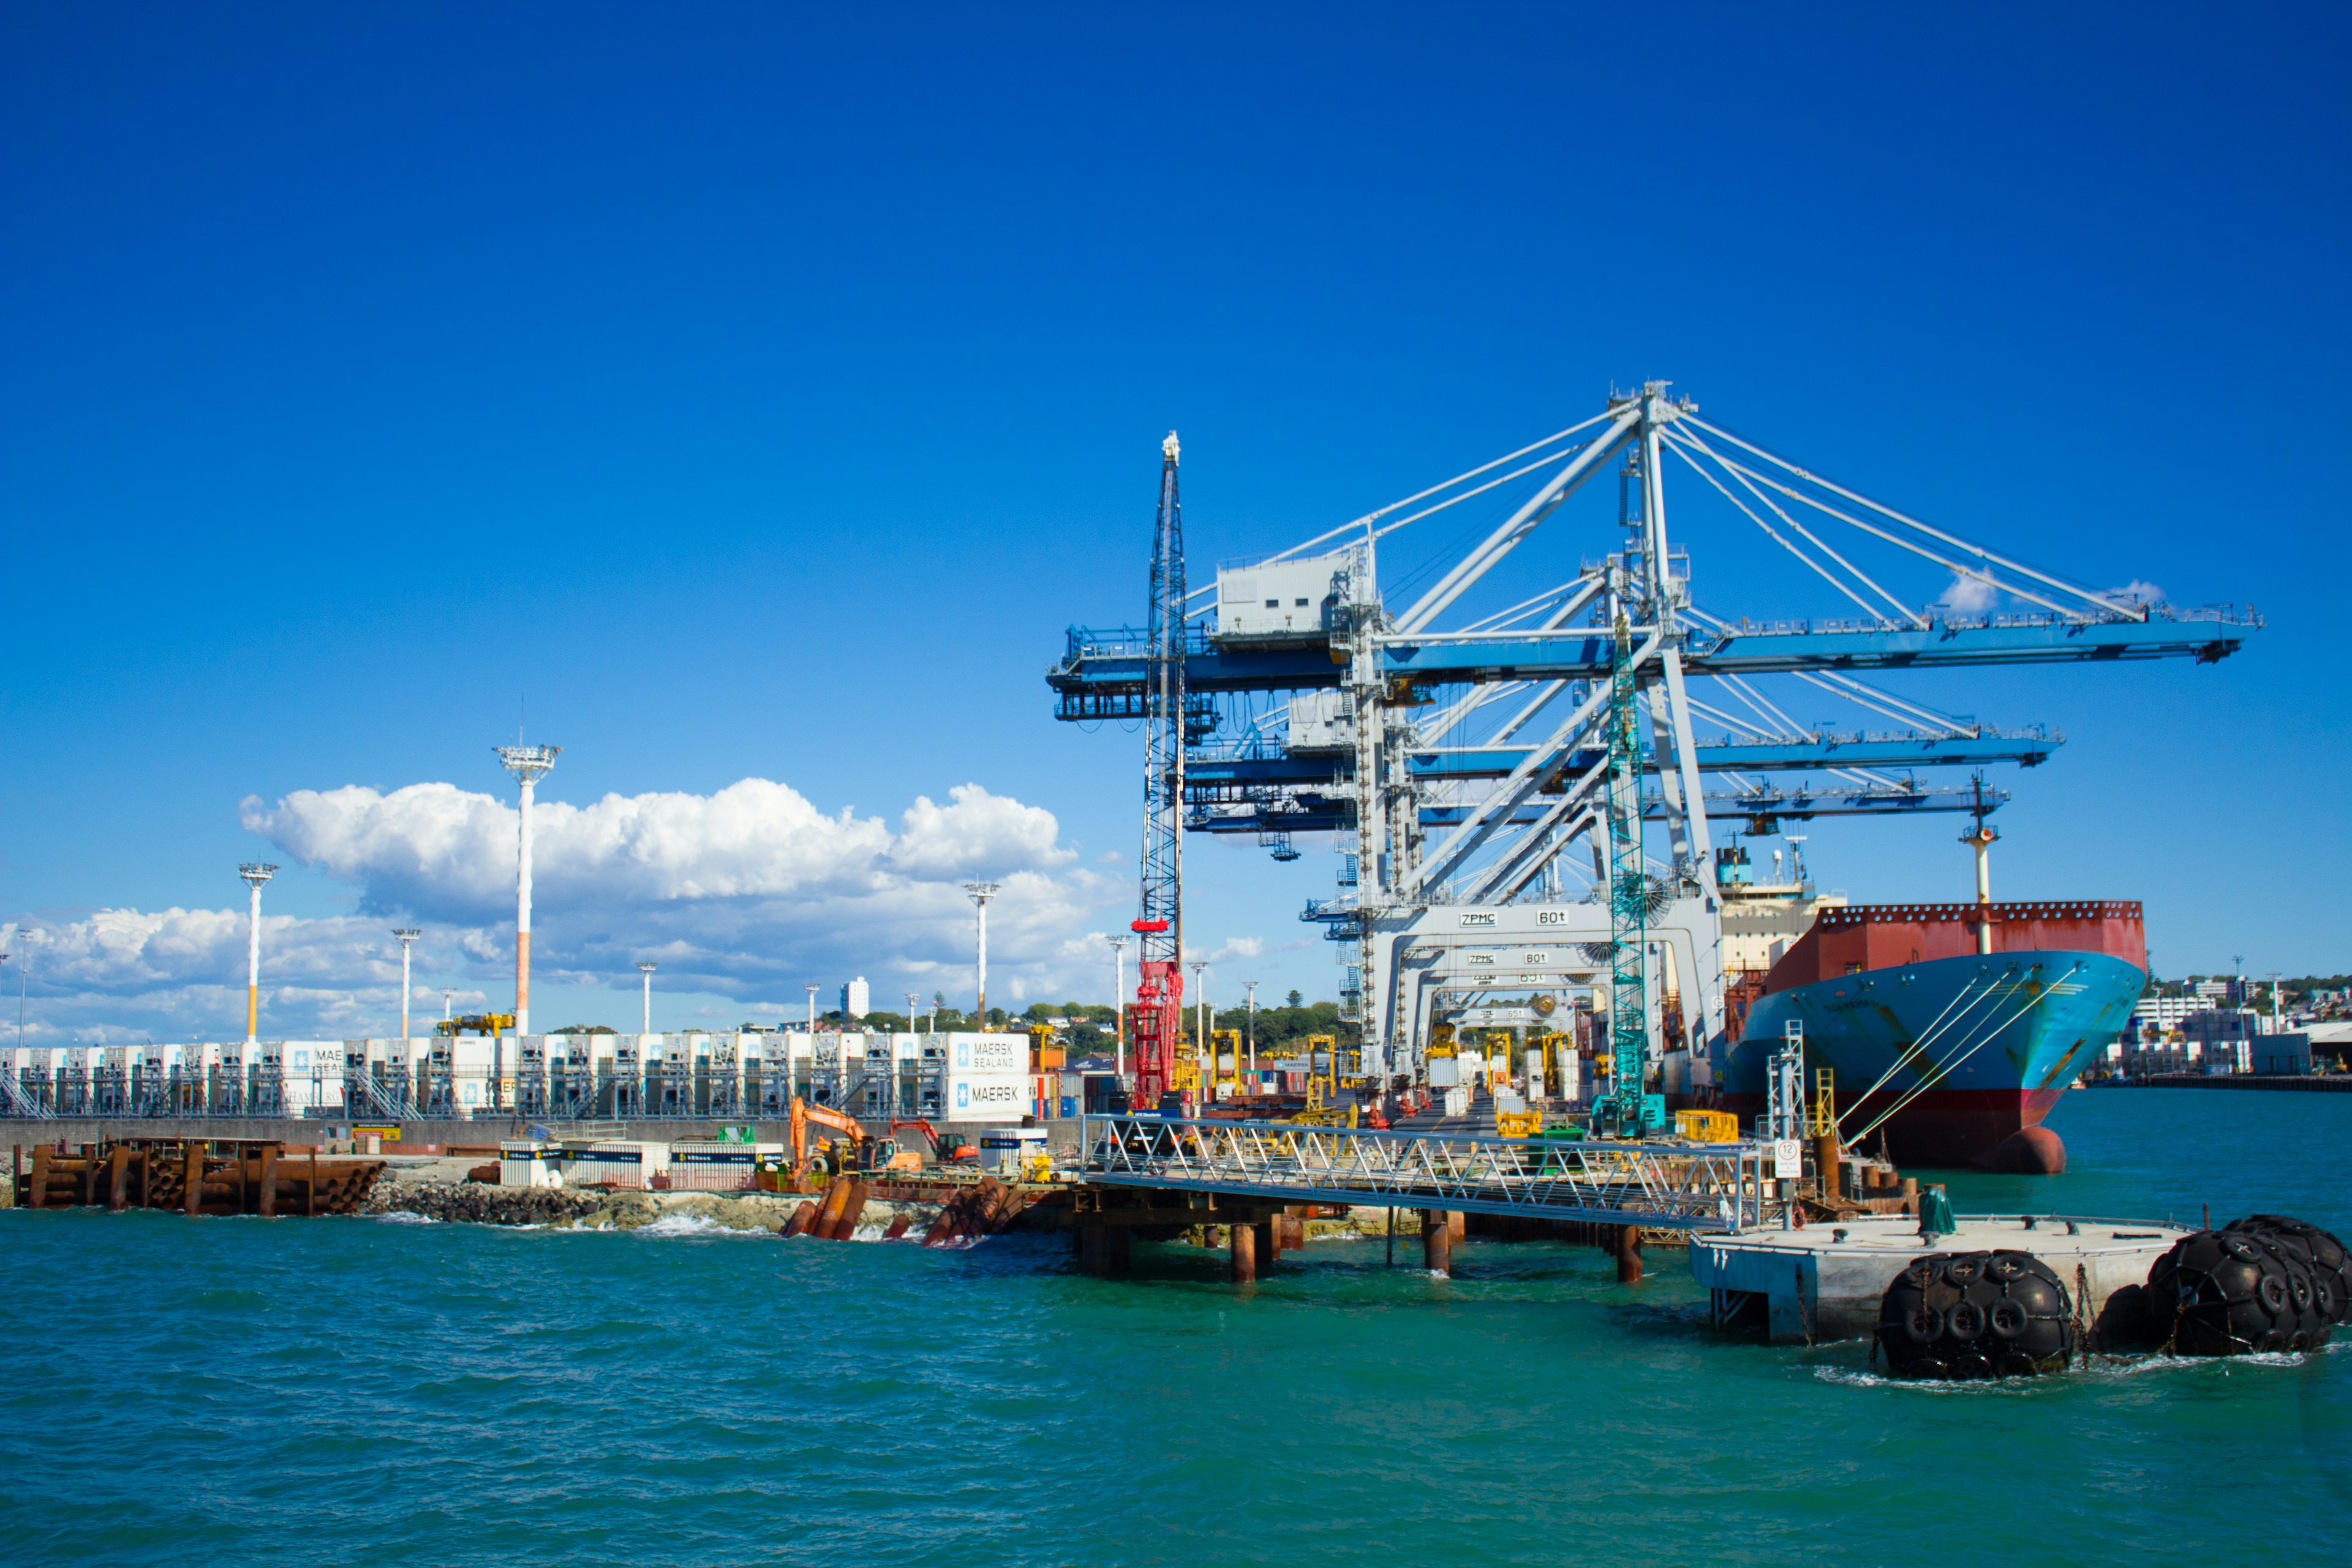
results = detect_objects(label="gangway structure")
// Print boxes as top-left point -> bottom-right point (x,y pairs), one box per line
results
1080,1114 -> 1764,1232
1052,384 -> 2260,1099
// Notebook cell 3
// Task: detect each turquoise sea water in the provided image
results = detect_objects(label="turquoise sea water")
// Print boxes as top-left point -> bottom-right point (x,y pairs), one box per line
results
4,1089 -> 2348,1567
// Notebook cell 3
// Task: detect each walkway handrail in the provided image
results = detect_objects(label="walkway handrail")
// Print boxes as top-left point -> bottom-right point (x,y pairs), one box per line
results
1079,1114 -> 1763,1233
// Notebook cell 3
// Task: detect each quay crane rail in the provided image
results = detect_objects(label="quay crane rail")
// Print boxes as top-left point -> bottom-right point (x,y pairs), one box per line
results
1080,1113 -> 1765,1232
1057,384 -> 2262,1091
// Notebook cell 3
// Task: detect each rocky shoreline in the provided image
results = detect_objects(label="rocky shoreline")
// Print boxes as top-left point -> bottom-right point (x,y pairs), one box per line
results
361,1178 -> 951,1235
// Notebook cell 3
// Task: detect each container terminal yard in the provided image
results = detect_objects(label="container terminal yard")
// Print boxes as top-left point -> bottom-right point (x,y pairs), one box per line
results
12,386 -> 2343,1375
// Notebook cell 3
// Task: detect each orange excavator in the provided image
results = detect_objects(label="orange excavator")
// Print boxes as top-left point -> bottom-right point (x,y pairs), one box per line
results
788,1096 -> 870,1187
891,1118 -> 976,1163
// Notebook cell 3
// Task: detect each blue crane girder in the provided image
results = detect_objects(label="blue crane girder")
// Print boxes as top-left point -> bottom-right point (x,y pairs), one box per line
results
1183,730 -> 2054,790
1405,729 -> 2055,780
1186,783 -> 2003,837
1048,610 -> 2260,720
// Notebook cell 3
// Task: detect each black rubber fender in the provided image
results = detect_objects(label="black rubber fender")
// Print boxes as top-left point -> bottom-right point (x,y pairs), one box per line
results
2226,1215 -> 2352,1326
1877,1249 -> 2075,1379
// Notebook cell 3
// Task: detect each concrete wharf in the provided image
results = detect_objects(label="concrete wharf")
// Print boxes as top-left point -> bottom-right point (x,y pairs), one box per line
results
1692,1212 -> 2190,1343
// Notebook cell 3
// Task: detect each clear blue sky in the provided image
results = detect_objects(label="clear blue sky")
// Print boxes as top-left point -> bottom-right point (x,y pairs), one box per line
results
2,4 -> 2345,1041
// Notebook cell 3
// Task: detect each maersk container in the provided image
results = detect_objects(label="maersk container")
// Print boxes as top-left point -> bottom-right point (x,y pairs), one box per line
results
668,1140 -> 785,1192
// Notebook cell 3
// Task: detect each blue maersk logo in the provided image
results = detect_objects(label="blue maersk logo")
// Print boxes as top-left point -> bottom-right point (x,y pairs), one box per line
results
956,1082 -> 969,1109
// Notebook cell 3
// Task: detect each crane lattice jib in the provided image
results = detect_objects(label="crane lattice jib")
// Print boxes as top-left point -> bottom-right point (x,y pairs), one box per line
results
1132,434 -> 1188,1109
1605,607 -> 1648,1132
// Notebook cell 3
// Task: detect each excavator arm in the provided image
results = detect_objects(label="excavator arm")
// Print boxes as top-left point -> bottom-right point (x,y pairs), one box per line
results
790,1096 -> 869,1184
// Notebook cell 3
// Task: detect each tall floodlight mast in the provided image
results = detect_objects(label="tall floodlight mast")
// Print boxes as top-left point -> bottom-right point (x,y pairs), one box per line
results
1131,431 -> 1188,1109
239,863 -> 277,1045
638,961 -> 658,1033
965,881 -> 1001,1027
494,742 -> 560,1036
393,929 -> 421,1039
1243,980 -> 1259,1076
1106,935 -> 1130,1082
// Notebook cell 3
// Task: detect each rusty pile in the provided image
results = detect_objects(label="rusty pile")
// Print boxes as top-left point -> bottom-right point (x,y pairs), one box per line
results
777,1173 -> 1039,1246
15,1139 -> 386,1217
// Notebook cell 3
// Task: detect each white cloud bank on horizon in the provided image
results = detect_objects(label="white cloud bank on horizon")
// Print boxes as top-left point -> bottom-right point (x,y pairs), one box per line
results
243,777 -> 1072,917
4,777 -> 1149,1043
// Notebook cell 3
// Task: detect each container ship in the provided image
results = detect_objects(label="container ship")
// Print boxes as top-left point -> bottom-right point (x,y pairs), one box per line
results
1712,842 -> 2146,1173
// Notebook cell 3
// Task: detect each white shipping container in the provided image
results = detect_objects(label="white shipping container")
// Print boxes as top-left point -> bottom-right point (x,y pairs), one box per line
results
943,1032 -> 1027,1123
565,1140 -> 671,1189
500,1141 -> 562,1188
668,1141 -> 785,1192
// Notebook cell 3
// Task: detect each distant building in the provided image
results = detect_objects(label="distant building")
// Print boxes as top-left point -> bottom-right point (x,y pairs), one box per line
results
2252,1033 -> 2313,1076
842,976 -> 870,1019
2129,995 -> 2204,1039
2181,1008 -> 2274,1072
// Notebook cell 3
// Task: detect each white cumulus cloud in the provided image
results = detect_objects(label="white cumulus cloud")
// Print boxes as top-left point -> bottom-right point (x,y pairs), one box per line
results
1931,570 -> 2001,616
7,775 -> 1112,1042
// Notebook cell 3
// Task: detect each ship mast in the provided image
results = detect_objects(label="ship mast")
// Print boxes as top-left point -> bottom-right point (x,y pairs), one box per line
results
1961,771 -> 1998,955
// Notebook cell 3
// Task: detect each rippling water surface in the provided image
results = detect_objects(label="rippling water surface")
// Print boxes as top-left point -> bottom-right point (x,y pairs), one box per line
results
5,1089 -> 2348,1566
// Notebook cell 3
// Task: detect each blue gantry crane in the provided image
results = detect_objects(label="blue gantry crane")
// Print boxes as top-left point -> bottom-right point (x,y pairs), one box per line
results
1055,384 -> 2259,1101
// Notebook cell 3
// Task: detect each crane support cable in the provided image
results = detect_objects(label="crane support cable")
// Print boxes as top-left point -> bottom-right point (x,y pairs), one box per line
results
1684,695 -> 1781,739
1663,429 -> 1925,628
1396,407 -> 1646,635
1662,437 -> 1885,623
1459,577 -> 1594,634
1825,765 -> 1912,791
1260,409 -> 1624,568
1790,669 -> 1976,737
1679,414 -> 2144,620
1671,423 -> 1927,626
1371,443 -> 1597,541
1665,430 -> 1919,630
1685,434 -> 2109,622
1694,447 -> 2083,620
1714,669 -> 1810,736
